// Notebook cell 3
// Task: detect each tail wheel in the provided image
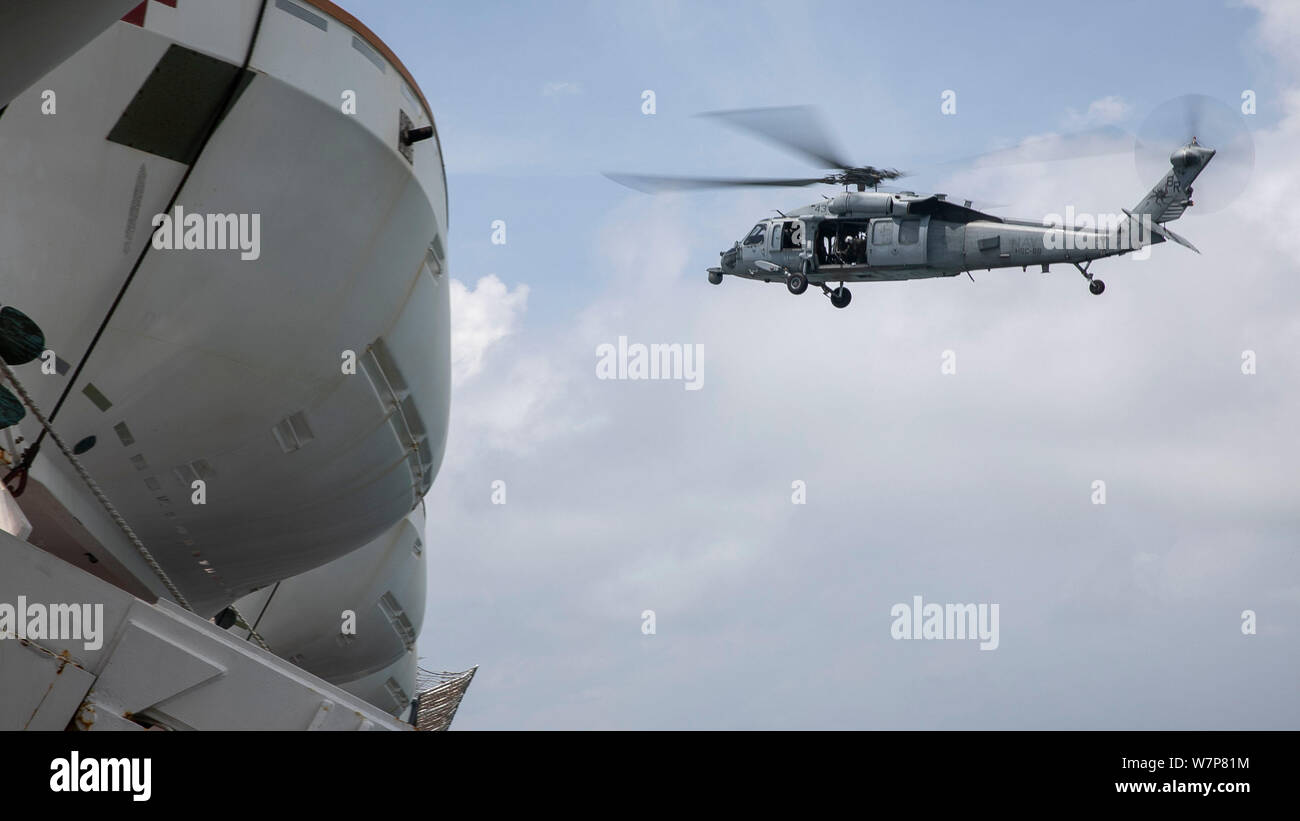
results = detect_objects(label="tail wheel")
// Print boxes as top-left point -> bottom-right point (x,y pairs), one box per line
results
1089,279 -> 1105,295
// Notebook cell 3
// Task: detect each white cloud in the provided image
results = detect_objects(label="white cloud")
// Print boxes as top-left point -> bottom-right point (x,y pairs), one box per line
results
1243,0 -> 1300,73
421,6 -> 1300,730
448,275 -> 528,386
427,111 -> 1300,727
1064,95 -> 1131,128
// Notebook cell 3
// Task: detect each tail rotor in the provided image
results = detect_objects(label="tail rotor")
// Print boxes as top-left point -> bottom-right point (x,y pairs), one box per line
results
1134,94 -> 1254,214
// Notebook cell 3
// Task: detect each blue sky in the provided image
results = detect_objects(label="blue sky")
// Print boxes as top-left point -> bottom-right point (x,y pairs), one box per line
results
342,1 -> 1299,729
352,0 -> 1274,322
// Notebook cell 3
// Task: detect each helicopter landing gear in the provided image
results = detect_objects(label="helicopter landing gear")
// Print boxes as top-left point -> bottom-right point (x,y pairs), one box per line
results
786,260 -> 811,295
1073,261 -> 1105,296
829,286 -> 852,309
818,281 -> 852,308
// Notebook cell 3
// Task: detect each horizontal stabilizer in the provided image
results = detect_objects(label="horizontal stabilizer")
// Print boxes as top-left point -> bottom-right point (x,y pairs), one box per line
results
1151,221 -> 1200,254
1123,208 -> 1200,254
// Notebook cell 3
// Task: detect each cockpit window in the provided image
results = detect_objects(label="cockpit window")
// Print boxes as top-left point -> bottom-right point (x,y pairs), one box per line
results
743,223 -> 767,246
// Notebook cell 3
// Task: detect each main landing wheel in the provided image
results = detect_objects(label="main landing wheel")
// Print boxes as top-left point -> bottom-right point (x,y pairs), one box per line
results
786,272 -> 808,295
1089,279 -> 1105,295
830,286 -> 852,309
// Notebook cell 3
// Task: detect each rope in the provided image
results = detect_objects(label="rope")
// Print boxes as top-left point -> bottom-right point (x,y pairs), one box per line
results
2,355 -> 193,608
33,0 -> 271,446
0,355 -> 270,650
0,0 -> 275,652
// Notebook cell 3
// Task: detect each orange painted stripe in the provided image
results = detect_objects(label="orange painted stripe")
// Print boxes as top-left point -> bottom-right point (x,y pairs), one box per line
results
124,1 -> 435,128
299,0 -> 433,124
118,0 -> 444,188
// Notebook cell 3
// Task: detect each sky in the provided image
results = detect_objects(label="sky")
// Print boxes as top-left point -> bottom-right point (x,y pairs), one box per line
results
347,0 -> 1299,729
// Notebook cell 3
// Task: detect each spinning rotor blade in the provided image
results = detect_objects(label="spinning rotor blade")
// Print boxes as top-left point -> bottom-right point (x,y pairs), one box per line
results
697,106 -> 857,171
602,172 -> 828,193
937,125 -> 1132,169
1186,94 -> 1204,142
1135,94 -> 1253,214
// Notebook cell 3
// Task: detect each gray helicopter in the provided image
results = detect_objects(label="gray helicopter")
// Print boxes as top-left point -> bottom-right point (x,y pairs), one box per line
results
607,103 -> 1246,309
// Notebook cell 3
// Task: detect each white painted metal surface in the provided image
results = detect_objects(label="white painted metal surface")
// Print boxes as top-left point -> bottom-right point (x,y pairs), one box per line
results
0,527 -> 408,730
233,504 -> 427,695
337,649 -> 418,717
0,0 -> 141,108
0,484 -> 31,540
0,1 -> 450,617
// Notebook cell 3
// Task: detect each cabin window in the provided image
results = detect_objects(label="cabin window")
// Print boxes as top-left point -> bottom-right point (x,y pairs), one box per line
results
898,219 -> 920,245
776,221 -> 796,249
872,221 -> 894,245
743,223 -> 767,245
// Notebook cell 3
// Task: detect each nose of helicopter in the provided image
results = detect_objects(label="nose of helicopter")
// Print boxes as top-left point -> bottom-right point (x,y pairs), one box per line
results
720,245 -> 739,271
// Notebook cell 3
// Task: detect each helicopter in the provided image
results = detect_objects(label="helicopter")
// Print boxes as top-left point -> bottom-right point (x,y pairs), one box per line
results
606,102 -> 1248,309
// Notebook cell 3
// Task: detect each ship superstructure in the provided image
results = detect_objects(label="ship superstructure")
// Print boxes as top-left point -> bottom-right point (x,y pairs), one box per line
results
0,0 -> 456,729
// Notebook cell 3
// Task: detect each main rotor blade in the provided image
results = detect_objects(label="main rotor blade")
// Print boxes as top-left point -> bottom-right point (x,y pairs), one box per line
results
603,172 -> 827,193
697,106 -> 856,171
935,125 -> 1132,169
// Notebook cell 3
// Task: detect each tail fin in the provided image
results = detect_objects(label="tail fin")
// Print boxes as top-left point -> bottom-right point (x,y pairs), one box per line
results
1131,140 -> 1216,224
